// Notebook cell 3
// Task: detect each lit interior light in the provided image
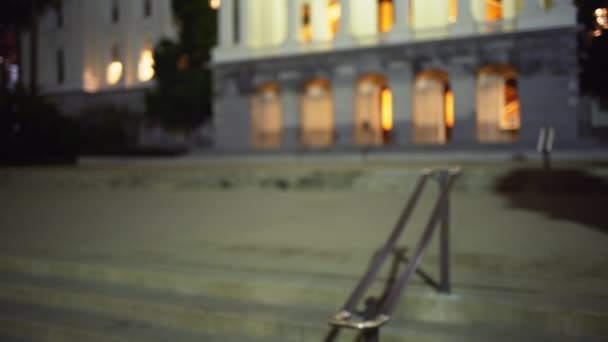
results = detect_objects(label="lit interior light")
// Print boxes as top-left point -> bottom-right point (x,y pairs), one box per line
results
448,0 -> 457,23
106,61 -> 123,85
209,0 -> 221,10
328,0 -> 341,36
83,68 -> 99,93
379,0 -> 394,32
595,8 -> 608,29
445,90 -> 454,128
381,88 -> 393,131
138,49 -> 155,82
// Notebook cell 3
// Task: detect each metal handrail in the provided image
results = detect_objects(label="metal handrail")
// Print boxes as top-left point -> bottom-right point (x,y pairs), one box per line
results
325,168 -> 462,342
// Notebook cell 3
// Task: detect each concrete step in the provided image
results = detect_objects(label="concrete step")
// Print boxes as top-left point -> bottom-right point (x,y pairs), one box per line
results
0,257 -> 606,340
0,299 -> 272,342
0,270 -> 603,342
3,162 -> 607,193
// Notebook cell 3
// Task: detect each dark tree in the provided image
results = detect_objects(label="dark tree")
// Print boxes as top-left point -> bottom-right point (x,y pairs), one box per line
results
576,0 -> 608,99
145,0 -> 217,130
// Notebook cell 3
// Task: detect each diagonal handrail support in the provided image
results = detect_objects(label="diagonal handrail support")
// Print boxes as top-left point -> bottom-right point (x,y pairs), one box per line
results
325,167 -> 462,342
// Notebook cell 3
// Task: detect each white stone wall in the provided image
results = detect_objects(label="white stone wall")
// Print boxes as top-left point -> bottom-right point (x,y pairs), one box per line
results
213,0 -> 577,63
21,0 -> 177,96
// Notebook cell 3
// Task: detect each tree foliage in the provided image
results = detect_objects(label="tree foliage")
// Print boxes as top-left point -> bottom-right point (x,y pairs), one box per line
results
145,0 -> 217,130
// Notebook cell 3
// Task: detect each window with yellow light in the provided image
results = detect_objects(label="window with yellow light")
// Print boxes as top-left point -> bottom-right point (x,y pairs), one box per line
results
378,0 -> 394,33
106,44 -> 123,85
301,3 -> 312,42
328,0 -> 341,38
486,0 -> 503,21
381,87 -> 393,143
138,42 -> 155,82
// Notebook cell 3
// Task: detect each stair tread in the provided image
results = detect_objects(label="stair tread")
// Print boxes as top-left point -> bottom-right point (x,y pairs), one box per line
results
0,299 -> 275,342
1,254 -> 607,313
0,270 -> 604,342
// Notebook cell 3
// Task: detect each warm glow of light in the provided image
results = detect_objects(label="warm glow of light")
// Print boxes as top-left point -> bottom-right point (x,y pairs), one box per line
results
449,0 -> 458,23
106,61 -> 123,85
381,88 -> 393,131
445,89 -> 454,128
328,0 -> 341,37
379,0 -> 394,33
209,0 -> 220,10
301,24 -> 312,42
500,81 -> 520,130
138,49 -> 155,82
486,0 -> 502,21
301,4 -> 312,42
595,8 -> 608,29
83,68 -> 99,93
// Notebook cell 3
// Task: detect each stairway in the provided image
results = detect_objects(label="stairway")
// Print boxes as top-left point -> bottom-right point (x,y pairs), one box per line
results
0,255 -> 606,342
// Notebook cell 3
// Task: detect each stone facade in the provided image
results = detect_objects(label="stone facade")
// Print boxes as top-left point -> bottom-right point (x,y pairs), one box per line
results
211,0 -> 606,153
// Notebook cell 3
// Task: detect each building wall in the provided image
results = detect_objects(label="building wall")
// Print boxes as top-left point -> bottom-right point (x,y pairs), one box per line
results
21,0 -> 177,115
210,0 -> 604,152
212,25 -> 595,152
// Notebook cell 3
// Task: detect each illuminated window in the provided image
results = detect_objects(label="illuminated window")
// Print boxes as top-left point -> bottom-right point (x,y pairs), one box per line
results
106,44 -> 123,85
144,0 -> 152,17
595,8 -> 608,29
378,0 -> 394,33
476,65 -> 520,143
486,0 -> 502,21
355,75 -> 393,146
301,3 -> 312,42
138,42 -> 155,82
301,79 -> 334,147
449,0 -> 457,23
111,0 -> 119,23
209,0 -> 221,10
56,49 -> 64,84
413,70 -> 452,145
328,0 -> 341,37
252,84 -> 282,148
83,68 -> 99,93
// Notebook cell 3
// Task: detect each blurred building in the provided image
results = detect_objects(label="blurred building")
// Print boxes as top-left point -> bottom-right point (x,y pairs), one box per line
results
20,0 -> 177,115
0,26 -> 18,94
211,0 -> 606,152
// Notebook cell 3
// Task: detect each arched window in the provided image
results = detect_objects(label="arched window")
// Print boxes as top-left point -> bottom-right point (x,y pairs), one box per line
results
301,79 -> 334,147
355,74 -> 393,146
378,0 -> 394,33
476,64 -> 520,143
413,70 -> 453,144
251,83 -> 282,148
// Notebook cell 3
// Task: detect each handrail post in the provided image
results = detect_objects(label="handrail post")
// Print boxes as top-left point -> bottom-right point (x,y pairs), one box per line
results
438,170 -> 451,294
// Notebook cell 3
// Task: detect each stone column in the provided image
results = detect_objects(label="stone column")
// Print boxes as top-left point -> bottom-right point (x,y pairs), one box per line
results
279,72 -> 301,150
334,0 -> 353,46
333,64 -> 356,147
387,61 -> 413,146
388,0 -> 410,42
452,0 -> 474,36
283,0 -> 301,47
218,0 -> 234,46
238,0 -> 249,47
311,0 -> 331,42
450,67 -> 477,146
517,0 -> 547,30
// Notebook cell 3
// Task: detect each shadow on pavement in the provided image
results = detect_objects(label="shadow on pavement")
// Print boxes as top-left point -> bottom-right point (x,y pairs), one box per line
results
494,168 -> 608,233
